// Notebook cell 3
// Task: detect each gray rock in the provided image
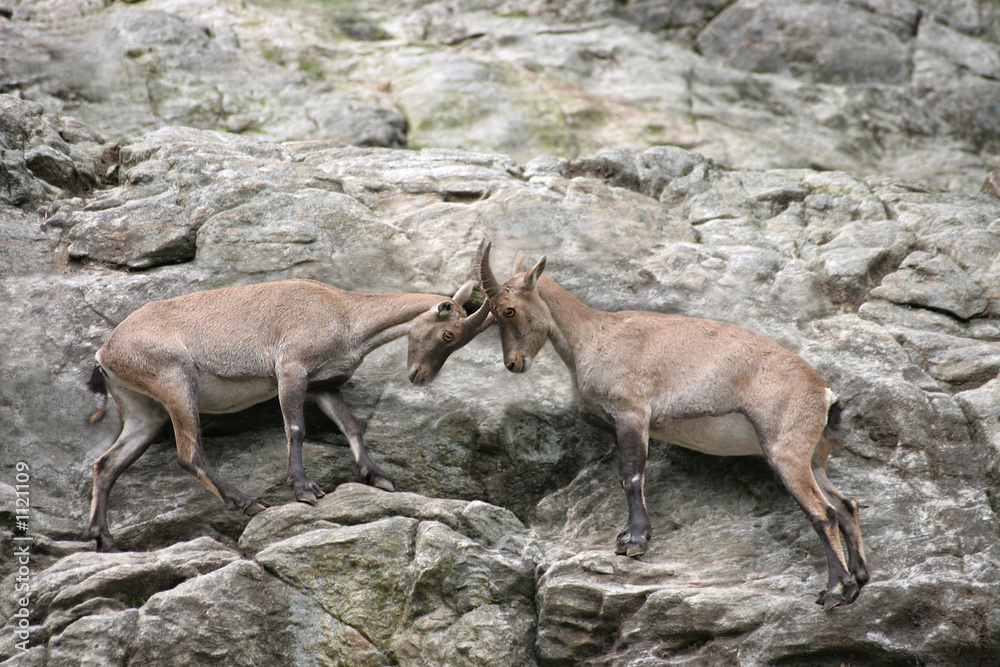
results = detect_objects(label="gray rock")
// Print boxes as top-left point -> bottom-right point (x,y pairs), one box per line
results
45,609 -> 139,667
129,559 -> 385,666
0,536 -> 239,656
914,16 -> 1000,148
697,0 -> 916,84
17,549 -> 391,666
238,483 -> 528,557
0,95 -> 108,277
1,486 -> 539,666
66,190 -> 195,269
1,1 -> 405,146
871,250 -> 989,319
882,326 -> 1000,386
4,0 -> 1000,191
815,220 -> 916,284
253,487 -> 537,665
0,96 -> 105,209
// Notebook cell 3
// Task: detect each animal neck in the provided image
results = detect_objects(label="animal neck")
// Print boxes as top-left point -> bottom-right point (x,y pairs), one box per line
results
344,291 -> 441,357
536,275 -> 600,373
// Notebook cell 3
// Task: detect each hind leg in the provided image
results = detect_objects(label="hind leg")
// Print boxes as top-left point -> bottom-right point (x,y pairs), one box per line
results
813,449 -> 869,590
157,372 -> 266,515
779,463 -> 858,608
88,387 -> 169,551
762,427 -> 859,610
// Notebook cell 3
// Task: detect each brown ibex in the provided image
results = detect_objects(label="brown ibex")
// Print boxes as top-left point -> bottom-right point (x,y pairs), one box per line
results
86,278 -> 491,551
476,240 -> 868,609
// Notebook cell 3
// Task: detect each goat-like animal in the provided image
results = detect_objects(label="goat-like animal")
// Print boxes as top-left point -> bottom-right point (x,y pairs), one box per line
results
476,240 -> 868,609
86,278 -> 491,551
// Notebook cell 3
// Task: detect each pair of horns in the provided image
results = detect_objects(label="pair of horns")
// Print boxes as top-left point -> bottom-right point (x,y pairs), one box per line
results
475,238 -> 545,299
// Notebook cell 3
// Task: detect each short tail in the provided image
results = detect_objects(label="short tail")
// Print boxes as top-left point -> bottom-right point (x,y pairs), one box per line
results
87,364 -> 108,423
823,398 -> 845,450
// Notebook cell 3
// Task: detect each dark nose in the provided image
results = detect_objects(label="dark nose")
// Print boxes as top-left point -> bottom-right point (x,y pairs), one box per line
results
506,361 -> 517,372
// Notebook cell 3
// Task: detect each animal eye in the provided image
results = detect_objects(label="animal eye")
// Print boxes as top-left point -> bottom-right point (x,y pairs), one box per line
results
503,307 -> 516,318
442,330 -> 455,343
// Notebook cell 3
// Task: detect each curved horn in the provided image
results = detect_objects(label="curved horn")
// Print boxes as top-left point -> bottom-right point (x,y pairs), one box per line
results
461,298 -> 494,334
475,238 -> 503,300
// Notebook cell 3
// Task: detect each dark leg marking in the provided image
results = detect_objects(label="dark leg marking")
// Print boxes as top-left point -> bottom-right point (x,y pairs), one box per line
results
278,366 -> 325,504
613,413 -> 652,558
312,391 -> 395,492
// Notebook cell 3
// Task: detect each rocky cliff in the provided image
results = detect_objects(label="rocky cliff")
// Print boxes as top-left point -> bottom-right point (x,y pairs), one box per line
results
2,0 -> 1000,665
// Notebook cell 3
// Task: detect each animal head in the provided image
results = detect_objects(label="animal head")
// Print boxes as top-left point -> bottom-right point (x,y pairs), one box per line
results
407,281 -> 494,385
475,239 -> 549,373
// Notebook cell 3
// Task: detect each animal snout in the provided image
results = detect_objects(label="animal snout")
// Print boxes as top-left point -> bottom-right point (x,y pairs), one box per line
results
505,354 -> 531,373
409,364 -> 440,385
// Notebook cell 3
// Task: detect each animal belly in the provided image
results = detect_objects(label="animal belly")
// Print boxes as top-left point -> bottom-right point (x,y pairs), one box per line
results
651,413 -> 762,456
196,375 -> 278,414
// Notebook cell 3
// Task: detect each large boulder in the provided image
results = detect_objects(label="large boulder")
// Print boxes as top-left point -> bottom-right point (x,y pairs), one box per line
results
0,488 -> 538,666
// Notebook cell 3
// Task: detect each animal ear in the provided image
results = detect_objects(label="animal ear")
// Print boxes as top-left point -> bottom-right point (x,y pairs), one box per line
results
451,281 -> 475,306
435,300 -> 455,317
523,255 -> 546,291
513,250 -> 533,274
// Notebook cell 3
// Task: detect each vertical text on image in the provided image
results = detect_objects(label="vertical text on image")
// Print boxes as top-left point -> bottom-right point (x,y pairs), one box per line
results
12,461 -> 32,651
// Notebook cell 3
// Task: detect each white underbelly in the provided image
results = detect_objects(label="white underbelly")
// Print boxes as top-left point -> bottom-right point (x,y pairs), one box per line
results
651,413 -> 762,456
196,375 -> 278,414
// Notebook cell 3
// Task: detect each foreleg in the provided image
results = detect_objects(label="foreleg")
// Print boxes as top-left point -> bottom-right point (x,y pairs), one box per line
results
814,461 -> 869,590
277,365 -> 325,504
614,413 -> 652,558
312,391 -> 395,492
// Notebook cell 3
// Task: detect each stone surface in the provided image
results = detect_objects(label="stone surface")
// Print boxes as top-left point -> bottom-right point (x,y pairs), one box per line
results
2,0 -> 999,191
0,0 -> 405,146
871,250 -> 989,319
2,112 -> 998,665
0,488 -> 537,666
2,1 -> 1000,664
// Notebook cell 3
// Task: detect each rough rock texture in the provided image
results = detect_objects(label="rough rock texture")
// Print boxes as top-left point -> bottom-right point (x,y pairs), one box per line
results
2,0 -> 998,191
1,0 -> 1000,664
0,490 -> 537,666
0,0 -> 405,145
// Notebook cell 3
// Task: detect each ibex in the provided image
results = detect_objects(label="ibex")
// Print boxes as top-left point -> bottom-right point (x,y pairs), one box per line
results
86,278 -> 491,551
476,241 -> 868,609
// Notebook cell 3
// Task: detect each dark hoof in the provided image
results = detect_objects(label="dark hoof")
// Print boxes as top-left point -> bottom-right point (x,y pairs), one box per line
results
816,578 -> 860,610
294,480 -> 326,505
816,590 -> 847,611
367,471 -> 395,492
243,500 -> 267,516
615,530 -> 648,558
95,535 -> 119,553
296,491 -> 319,505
